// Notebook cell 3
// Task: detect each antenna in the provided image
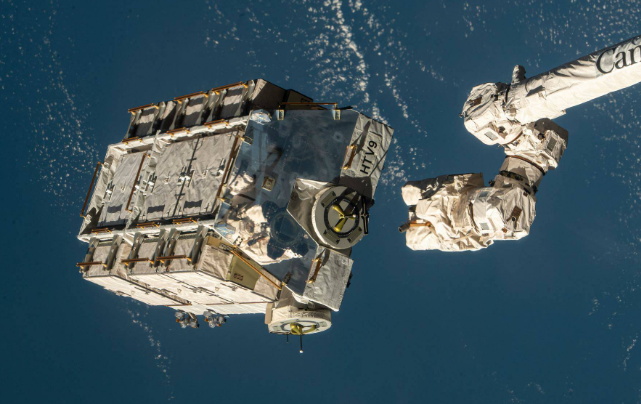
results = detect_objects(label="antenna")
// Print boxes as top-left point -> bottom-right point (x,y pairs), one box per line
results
299,334 -> 303,354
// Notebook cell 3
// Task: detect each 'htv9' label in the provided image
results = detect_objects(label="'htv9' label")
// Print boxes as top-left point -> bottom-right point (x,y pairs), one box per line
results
359,139 -> 379,175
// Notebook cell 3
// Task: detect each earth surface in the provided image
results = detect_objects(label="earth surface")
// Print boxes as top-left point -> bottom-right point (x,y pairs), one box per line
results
2,0 -> 640,402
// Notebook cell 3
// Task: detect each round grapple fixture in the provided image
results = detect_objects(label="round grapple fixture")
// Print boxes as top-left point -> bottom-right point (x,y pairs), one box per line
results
268,307 -> 332,335
312,185 -> 365,249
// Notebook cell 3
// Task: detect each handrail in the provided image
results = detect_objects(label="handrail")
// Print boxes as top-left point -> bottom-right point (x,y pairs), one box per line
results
136,221 -> 160,229
167,127 -> 190,135
157,255 -> 190,264
215,136 -> 241,203
230,249 -> 282,291
122,137 -> 142,145
278,102 -> 337,108
128,103 -> 157,113
80,162 -> 102,218
91,228 -> 112,234
125,154 -> 148,212
121,258 -> 152,264
409,221 -> 432,228
174,91 -> 206,102
172,218 -> 197,224
211,81 -> 247,94
307,258 -> 322,284
342,144 -> 357,170
203,119 -> 229,128
76,261 -> 103,267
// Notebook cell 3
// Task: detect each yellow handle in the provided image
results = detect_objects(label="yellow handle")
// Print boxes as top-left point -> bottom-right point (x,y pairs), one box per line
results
333,217 -> 348,232
331,204 -> 345,218
331,204 -> 357,232
290,323 -> 318,335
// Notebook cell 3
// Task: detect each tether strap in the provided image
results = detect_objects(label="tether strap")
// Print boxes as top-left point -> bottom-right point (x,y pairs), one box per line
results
505,155 -> 546,176
498,170 -> 538,194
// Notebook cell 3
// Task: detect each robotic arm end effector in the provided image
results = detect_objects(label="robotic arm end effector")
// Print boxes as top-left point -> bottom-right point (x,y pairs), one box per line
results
400,173 -> 536,252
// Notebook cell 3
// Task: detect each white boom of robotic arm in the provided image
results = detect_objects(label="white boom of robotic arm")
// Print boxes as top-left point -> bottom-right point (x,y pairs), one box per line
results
401,35 -> 641,252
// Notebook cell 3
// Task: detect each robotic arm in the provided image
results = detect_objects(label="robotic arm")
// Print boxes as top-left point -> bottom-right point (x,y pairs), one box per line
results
400,118 -> 566,251
401,35 -> 640,252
